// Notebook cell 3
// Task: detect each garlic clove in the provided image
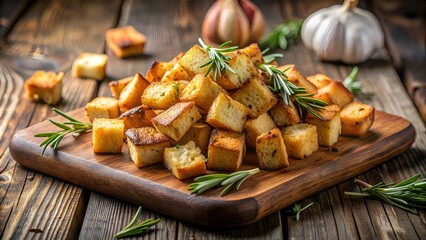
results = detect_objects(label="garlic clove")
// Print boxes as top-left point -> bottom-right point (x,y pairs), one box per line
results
311,17 -> 345,61
202,1 -> 223,45
217,0 -> 251,46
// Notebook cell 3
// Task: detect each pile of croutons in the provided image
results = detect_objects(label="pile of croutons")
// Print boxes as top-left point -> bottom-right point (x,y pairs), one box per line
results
84,43 -> 375,180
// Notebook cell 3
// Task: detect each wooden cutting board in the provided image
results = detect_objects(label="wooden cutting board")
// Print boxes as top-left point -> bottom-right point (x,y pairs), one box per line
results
9,108 -> 415,227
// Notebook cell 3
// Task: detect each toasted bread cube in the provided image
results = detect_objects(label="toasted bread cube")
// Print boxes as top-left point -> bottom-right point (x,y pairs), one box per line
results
177,45 -> 211,78
307,74 -> 333,89
118,105 -> 156,133
232,77 -> 277,118
240,43 -> 264,65
171,123 -> 211,154
170,52 -> 185,64
207,93 -> 250,132
146,61 -> 175,83
106,26 -> 146,58
279,64 -> 317,94
281,124 -> 318,159
85,97 -> 120,122
306,105 -> 341,147
340,102 -> 375,137
118,73 -> 150,113
25,71 -> 63,105
151,102 -> 201,141
315,81 -> 354,107
126,127 -> 170,167
207,129 -> 245,171
215,51 -> 258,90
161,64 -> 190,82
71,52 -> 108,80
92,118 -> 124,153
141,81 -> 181,110
244,113 -> 277,148
256,128 -> 289,170
109,76 -> 132,99
180,74 -> 227,112
270,99 -> 300,127
164,141 -> 207,179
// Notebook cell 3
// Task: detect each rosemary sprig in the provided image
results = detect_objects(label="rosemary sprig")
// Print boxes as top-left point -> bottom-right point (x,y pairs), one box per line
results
259,19 -> 302,51
34,108 -> 92,156
198,38 -> 238,80
188,168 -> 260,196
345,174 -> 426,214
343,67 -> 374,99
287,202 -> 314,221
114,207 -> 160,239
258,53 -> 327,120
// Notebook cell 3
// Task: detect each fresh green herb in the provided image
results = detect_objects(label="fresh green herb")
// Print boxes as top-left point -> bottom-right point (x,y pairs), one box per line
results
343,67 -> 374,99
345,173 -> 426,214
287,202 -> 314,221
189,168 -> 260,196
34,108 -> 92,156
198,38 -> 238,80
114,207 -> 160,239
257,53 -> 327,120
160,92 -> 165,96
259,19 -> 303,51
172,82 -> 180,98
175,144 -> 180,149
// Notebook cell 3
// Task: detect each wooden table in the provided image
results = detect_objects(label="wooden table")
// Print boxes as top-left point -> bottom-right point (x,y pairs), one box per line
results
0,0 -> 425,239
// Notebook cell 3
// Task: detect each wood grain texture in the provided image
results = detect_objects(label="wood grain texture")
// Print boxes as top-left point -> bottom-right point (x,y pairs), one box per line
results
9,108 -> 415,227
0,0 -> 122,238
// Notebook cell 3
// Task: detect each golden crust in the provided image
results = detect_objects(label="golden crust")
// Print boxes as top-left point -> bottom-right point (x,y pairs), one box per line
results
125,127 -> 169,146
306,104 -> 341,121
151,101 -> 196,126
106,26 -> 146,58
26,71 -> 63,89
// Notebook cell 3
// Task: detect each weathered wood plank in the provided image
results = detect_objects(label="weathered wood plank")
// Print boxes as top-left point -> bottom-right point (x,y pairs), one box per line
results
278,0 -> 426,239
0,0 -> 122,238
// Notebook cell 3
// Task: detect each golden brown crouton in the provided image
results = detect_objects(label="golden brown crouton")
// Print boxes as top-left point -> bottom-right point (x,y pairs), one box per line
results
256,128 -> 289,170
171,123 -> 211,154
164,141 -> 207,180
306,73 -> 333,89
244,112 -> 277,148
118,73 -> 150,113
240,43 -> 264,65
126,127 -> 170,167
118,105 -> 156,133
177,45 -> 211,78
207,129 -> 245,171
306,105 -> 341,147
269,99 -> 301,127
206,93 -> 250,132
161,64 -> 190,82
340,102 -> 375,137
25,71 -> 63,105
92,118 -> 124,153
109,76 -> 132,99
85,97 -> 120,122
232,77 -> 277,118
106,26 -> 146,58
151,101 -> 201,141
141,81 -> 181,110
180,74 -> 227,112
71,52 -> 108,80
281,124 -> 318,159
315,81 -> 354,107
146,61 -> 175,83
279,64 -> 317,94
215,51 -> 258,90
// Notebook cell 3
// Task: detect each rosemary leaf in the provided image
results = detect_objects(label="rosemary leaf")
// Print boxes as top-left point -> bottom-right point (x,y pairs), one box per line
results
114,207 -> 160,239
287,202 -> 314,221
343,67 -> 374,100
189,168 -> 260,196
345,174 -> 426,214
34,108 -> 92,156
259,19 -> 302,51
198,38 -> 238,80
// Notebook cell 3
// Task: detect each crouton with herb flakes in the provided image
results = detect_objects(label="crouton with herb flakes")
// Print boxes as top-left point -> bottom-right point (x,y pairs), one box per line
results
340,102 -> 375,137
164,141 -> 207,180
207,129 -> 245,172
256,128 -> 289,170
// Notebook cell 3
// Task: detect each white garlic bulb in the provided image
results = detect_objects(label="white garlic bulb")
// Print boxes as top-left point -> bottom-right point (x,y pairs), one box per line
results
301,0 -> 384,64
